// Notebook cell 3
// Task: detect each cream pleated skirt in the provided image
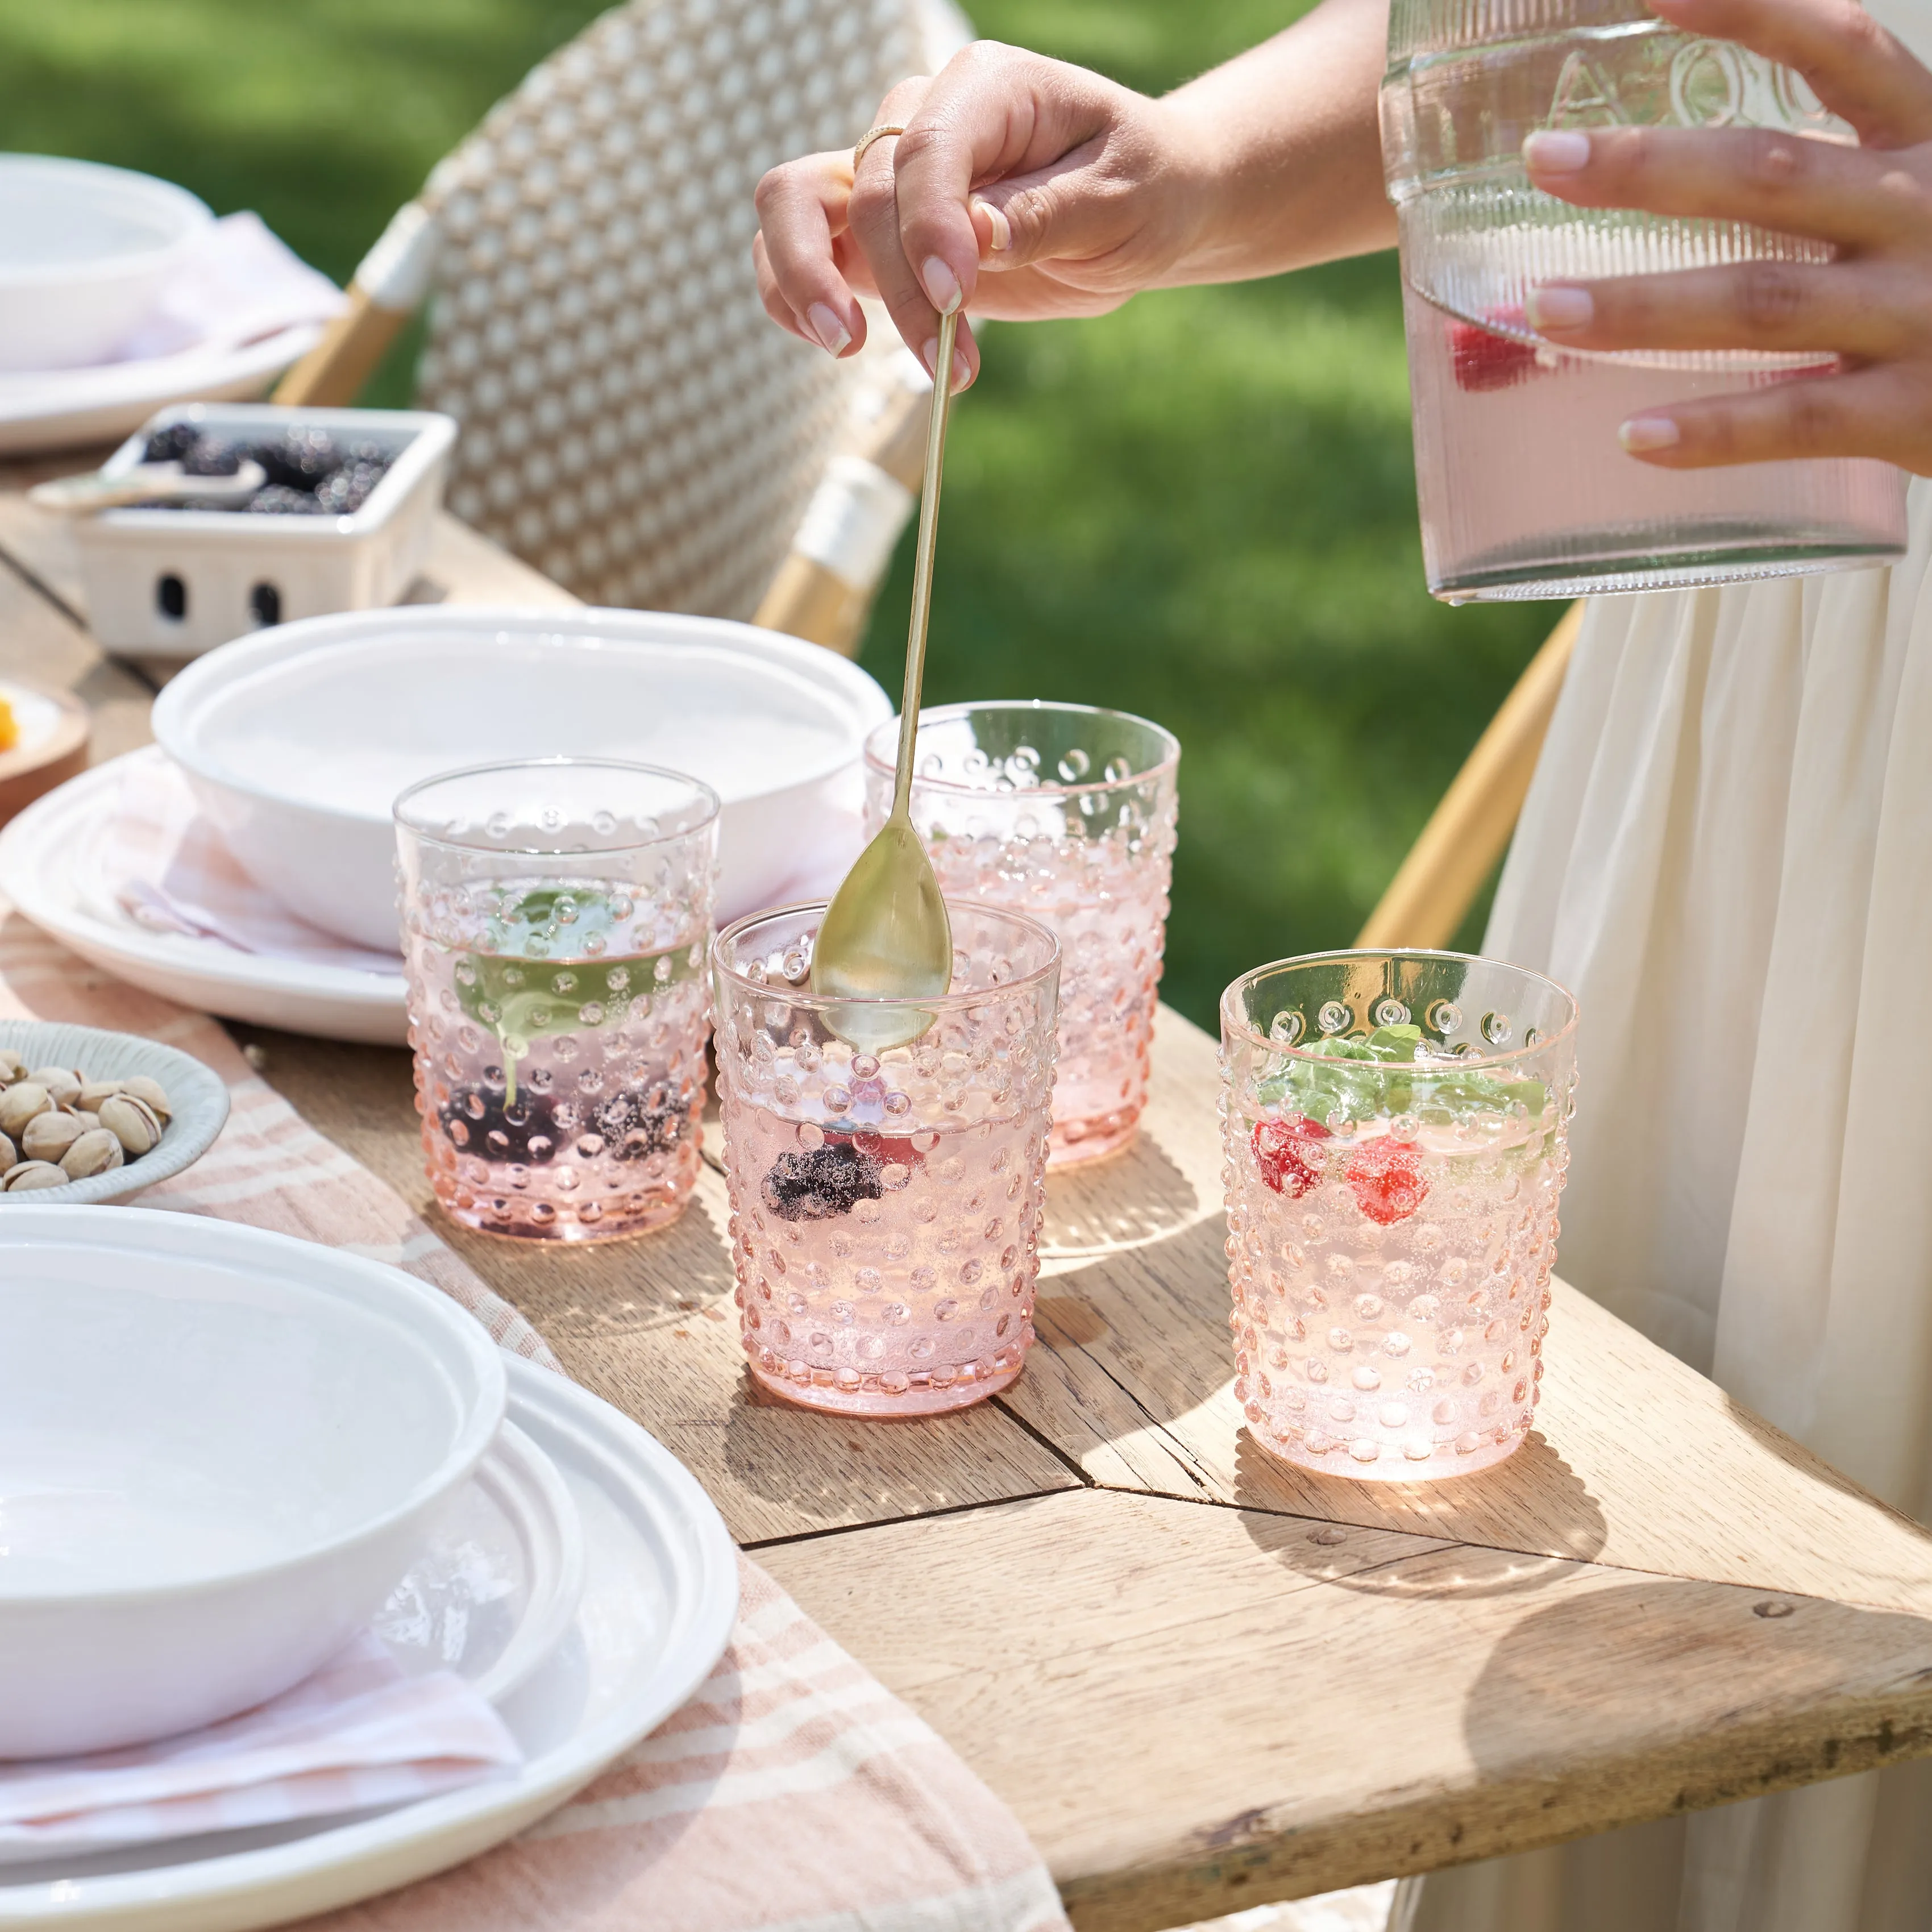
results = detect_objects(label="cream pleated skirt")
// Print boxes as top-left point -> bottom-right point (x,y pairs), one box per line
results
1403,480 -> 1932,1931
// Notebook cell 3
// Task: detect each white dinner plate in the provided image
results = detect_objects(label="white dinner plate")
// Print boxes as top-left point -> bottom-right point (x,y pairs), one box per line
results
0,1351 -> 740,1929
0,759 -> 408,1046
0,325 -> 321,458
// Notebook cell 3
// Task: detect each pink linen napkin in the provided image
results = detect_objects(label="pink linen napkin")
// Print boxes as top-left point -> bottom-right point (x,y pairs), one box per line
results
93,750 -> 400,973
109,211 -> 347,364
0,907 -> 1069,1932
0,1636 -> 518,1862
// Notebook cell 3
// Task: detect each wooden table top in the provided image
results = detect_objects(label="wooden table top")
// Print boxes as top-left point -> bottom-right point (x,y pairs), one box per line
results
6,456 -> 1932,1932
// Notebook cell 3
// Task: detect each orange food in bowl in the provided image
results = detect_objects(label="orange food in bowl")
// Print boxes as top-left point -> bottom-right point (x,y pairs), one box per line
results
0,695 -> 17,754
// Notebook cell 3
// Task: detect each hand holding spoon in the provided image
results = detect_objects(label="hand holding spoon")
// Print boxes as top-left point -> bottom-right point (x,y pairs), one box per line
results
810,306 -> 960,1046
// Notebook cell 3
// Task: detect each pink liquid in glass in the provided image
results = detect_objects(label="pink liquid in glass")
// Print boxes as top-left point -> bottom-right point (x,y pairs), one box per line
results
713,901 -> 1060,1416
866,703 -> 1178,1167
397,759 -> 718,1244
410,916 -> 708,1241
1222,953 -> 1577,1479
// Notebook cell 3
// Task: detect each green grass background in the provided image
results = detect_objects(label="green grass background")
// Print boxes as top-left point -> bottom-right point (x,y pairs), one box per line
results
0,0 -> 1552,1028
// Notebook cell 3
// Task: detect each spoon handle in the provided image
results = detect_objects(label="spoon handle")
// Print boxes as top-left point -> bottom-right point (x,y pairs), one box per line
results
890,304 -> 960,822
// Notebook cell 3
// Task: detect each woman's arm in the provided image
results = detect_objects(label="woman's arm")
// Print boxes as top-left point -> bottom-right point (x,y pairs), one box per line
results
752,0 -> 1395,385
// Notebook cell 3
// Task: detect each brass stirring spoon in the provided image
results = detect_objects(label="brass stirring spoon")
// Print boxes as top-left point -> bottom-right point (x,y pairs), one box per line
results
810,305 -> 961,1047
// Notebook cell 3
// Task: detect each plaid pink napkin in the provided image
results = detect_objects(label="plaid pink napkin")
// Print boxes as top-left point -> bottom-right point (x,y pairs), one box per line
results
0,1635 -> 518,1862
0,907 -> 1068,1932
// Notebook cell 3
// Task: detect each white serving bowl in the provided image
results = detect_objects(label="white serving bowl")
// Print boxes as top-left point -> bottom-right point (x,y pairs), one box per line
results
0,1206 -> 506,1758
0,1018 -> 230,1205
0,156 -> 211,373
151,606 -> 892,952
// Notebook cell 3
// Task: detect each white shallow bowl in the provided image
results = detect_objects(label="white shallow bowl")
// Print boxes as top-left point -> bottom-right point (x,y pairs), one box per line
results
0,1352 -> 737,1930
0,157 -> 211,373
151,606 -> 891,952
0,1019 -> 229,1205
0,1207 -> 506,1757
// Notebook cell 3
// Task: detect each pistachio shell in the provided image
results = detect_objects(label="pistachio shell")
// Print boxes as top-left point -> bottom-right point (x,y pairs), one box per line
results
118,1075 -> 172,1123
99,1094 -> 163,1157
60,1129 -> 124,1179
74,1110 -> 98,1131
20,1111 -> 84,1162
0,1084 -> 51,1137
0,1132 -> 14,1171
24,1067 -> 82,1108
0,1049 -> 24,1083
3,1160 -> 68,1192
77,1081 -> 124,1111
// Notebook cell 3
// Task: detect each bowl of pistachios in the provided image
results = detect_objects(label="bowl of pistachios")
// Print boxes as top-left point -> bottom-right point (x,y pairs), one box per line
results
0,1020 -> 228,1204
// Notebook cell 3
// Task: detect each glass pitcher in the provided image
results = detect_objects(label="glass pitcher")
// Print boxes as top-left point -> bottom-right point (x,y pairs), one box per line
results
1381,0 -> 1908,601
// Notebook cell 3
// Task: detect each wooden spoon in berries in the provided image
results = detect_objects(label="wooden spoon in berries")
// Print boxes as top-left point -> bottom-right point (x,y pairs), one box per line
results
809,306 -> 959,1050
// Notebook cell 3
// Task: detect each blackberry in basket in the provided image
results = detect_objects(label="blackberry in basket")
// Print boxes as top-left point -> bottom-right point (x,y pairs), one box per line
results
246,483 -> 326,516
177,438 -> 244,477
255,427 -> 344,491
141,421 -> 203,464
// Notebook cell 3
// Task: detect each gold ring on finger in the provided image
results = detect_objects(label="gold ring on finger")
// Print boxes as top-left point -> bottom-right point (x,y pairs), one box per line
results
852,123 -> 907,172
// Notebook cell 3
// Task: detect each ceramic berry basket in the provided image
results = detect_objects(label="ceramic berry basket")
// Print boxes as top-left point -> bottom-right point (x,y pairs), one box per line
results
71,401 -> 455,659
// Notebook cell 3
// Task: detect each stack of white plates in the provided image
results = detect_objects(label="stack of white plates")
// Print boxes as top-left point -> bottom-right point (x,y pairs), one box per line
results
0,608 -> 891,1044
0,1208 -> 738,1930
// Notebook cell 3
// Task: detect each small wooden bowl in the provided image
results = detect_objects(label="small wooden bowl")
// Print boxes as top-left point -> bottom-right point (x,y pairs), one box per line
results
0,680 -> 89,827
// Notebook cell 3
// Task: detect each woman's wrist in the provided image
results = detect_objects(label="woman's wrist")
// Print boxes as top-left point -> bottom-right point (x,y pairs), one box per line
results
1158,0 -> 1395,285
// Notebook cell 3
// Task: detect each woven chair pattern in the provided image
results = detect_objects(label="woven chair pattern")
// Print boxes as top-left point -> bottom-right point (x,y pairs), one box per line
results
416,0 -> 922,617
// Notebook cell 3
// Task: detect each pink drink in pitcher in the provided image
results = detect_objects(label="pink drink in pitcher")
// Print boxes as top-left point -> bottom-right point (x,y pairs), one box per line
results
1381,0 -> 1905,599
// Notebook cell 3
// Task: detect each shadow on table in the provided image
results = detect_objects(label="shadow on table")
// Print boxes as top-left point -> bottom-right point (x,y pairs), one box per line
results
481,1189 -> 737,1342
1457,1576 -> 1932,1790
720,1372 -> 1058,1531
1237,1440 -> 1607,1599
1232,1428 -> 1610,1586
1039,1127 -> 1204,1266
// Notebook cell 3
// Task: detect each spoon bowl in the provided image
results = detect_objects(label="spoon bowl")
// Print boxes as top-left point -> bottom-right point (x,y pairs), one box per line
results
807,815 -> 950,1051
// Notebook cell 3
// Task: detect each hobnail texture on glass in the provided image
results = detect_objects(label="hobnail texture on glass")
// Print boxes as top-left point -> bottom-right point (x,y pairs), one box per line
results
864,701 -> 1178,1167
712,899 -> 1060,1416
1219,950 -> 1578,1480
1381,0 -> 1907,600
397,759 -> 719,1244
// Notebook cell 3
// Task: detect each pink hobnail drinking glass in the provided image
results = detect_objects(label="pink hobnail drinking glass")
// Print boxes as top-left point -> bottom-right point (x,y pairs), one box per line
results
711,899 -> 1060,1415
1221,949 -> 1578,1479
863,700 -> 1178,1167
397,758 -> 719,1242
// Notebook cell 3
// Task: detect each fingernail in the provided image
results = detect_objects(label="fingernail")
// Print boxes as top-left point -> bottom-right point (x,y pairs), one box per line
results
921,254 -> 962,314
972,196 -> 1012,253
921,336 -> 941,379
950,347 -> 971,391
1524,129 -> 1592,173
1620,414 -> 1681,453
1526,285 -> 1594,331
807,302 -> 851,355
